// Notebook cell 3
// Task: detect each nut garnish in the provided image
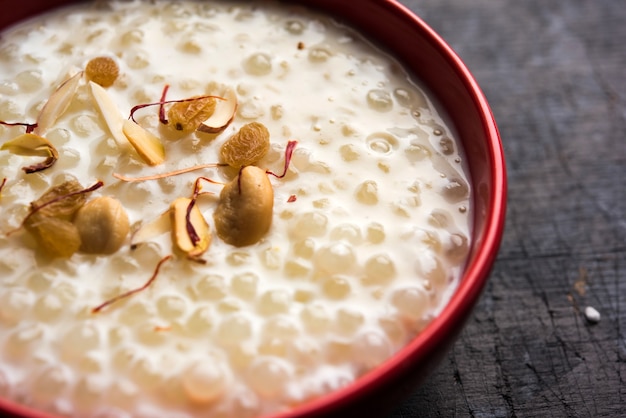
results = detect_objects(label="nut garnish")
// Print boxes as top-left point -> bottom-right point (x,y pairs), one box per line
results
167,95 -> 217,133
0,133 -> 59,173
18,179 -> 104,258
170,197 -> 211,259
89,81 -> 128,146
85,56 -> 119,87
220,122 -> 270,168
74,196 -> 130,254
122,119 -> 166,166
213,166 -> 274,247
197,87 -> 237,134
33,71 -> 83,136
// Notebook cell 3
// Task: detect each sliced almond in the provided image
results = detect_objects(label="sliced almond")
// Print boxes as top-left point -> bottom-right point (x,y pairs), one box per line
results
1,133 -> 59,173
122,119 -> 166,166
34,71 -> 83,136
89,81 -> 127,146
170,197 -> 211,258
197,87 -> 237,134
130,210 -> 171,249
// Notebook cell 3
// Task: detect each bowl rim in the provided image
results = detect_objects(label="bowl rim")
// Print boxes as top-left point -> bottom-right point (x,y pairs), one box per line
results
0,1 -> 507,417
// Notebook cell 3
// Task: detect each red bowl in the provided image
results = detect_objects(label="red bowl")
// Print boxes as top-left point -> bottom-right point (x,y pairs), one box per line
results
0,1 -> 506,417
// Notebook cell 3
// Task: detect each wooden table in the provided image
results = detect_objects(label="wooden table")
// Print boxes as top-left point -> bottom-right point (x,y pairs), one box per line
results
389,0 -> 625,416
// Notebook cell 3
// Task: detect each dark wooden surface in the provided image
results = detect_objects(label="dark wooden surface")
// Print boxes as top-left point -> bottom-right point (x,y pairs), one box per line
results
389,0 -> 626,417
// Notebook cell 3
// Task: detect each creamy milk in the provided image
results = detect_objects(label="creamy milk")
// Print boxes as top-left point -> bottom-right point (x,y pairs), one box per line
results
0,1 -> 472,417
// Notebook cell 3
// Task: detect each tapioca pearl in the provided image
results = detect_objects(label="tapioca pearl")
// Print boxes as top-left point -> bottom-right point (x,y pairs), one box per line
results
284,258 -> 312,278
231,272 -> 259,300
217,297 -> 244,313
32,365 -> 72,405
228,342 -> 256,371
217,313 -> 253,346
70,114 -> 103,137
132,357 -> 165,390
181,360 -> 228,405
404,143 -> 432,162
326,338 -> 355,364
136,322 -> 170,346
112,345 -> 139,370
258,336 -> 289,357
355,180 -> 379,205
293,288 -> 315,304
321,275 -> 351,300
353,331 -> 393,370
284,19 -> 305,35
262,317 -> 300,345
308,44 -> 333,63
330,223 -> 363,245
56,147 -> 81,170
442,177 -> 470,203
300,304 -> 331,334
33,293 -> 64,322
178,37 -> 202,54
107,378 -> 139,410
186,305 -> 214,335
232,387 -> 261,418
293,238 -> 316,259
74,374 -> 107,412
363,253 -> 397,285
392,196 -> 421,218
238,97 -> 266,119
391,286 -> 428,320
45,127 -> 72,146
366,222 -> 386,244
444,232 -> 470,264
366,89 -> 393,112
438,136 -> 455,155
15,69 -> 43,92
289,211 -> 328,240
126,49 -> 150,69
247,357 -> 293,399
5,323 -> 45,360
335,307 -> 364,336
156,294 -> 187,320
258,289 -> 291,316
378,315 -> 408,347
416,252 -> 448,287
0,288 -> 34,325
226,250 -> 252,267
367,132 -> 398,155
190,274 -> 227,300
413,228 -> 443,252
108,325 -> 131,347
120,29 -> 144,45
78,351 -> 104,374
118,300 -> 155,327
61,322 -> 101,360
289,337 -> 322,369
0,80 -> 18,95
260,246 -> 282,270
243,52 -> 272,76
313,242 -> 356,275
0,99 -> 21,120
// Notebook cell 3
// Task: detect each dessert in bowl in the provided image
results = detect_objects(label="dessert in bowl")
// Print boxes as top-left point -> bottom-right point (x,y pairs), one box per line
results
0,1 -> 506,417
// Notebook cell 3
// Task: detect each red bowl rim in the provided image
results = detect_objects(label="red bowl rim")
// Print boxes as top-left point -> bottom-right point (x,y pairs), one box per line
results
0,1 -> 506,417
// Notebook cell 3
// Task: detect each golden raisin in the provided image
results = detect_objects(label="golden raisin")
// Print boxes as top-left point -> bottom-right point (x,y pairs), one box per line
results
167,96 -> 217,133
29,179 -> 88,221
220,122 -> 270,168
85,56 -> 120,87
26,215 -> 82,258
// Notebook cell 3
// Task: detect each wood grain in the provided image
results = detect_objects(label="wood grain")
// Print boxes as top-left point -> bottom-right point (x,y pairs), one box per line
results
389,0 -> 626,416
